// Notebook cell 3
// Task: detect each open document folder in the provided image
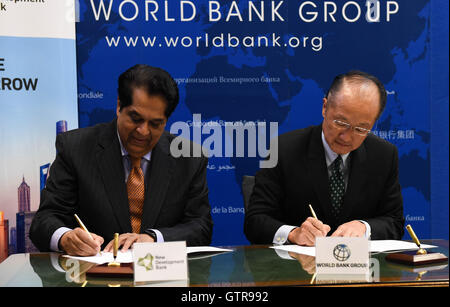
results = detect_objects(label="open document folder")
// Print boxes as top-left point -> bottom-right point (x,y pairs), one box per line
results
63,246 -> 233,264
270,240 -> 437,257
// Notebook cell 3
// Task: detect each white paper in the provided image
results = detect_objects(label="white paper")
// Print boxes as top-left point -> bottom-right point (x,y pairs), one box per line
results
369,240 -> 436,253
271,240 -> 437,257
63,251 -> 133,264
187,246 -> 233,254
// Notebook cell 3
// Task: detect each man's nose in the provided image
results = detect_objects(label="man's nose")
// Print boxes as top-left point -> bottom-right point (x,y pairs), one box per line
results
339,129 -> 353,143
136,123 -> 150,136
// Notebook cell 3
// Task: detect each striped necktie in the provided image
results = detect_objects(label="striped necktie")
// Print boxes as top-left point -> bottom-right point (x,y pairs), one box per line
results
127,156 -> 144,233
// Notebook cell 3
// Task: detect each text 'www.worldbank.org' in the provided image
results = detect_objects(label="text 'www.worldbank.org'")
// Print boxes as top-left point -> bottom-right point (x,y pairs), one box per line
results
104,33 -> 323,51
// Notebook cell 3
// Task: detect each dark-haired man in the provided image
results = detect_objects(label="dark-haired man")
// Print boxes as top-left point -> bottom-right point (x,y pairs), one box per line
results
30,65 -> 213,256
244,70 -> 404,246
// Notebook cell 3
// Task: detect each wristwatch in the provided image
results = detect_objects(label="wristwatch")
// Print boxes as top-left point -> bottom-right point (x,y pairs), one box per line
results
144,229 -> 157,242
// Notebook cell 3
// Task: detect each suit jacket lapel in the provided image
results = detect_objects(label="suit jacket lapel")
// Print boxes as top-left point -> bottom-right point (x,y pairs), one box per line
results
96,120 -> 132,233
140,132 -> 175,231
340,142 -> 367,222
307,125 -> 336,226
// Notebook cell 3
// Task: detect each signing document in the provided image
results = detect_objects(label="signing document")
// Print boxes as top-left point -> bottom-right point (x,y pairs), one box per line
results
271,240 -> 437,257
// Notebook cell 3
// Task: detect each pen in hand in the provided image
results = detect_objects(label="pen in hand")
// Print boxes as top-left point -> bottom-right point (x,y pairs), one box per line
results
74,214 -> 101,255
309,204 -> 318,219
308,204 -> 330,238
74,214 -> 94,240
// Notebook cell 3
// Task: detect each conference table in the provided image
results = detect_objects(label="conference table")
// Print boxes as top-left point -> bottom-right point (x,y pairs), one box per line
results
0,240 -> 447,287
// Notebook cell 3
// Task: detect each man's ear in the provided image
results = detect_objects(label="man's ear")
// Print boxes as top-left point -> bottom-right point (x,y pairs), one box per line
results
116,98 -> 121,117
322,97 -> 328,118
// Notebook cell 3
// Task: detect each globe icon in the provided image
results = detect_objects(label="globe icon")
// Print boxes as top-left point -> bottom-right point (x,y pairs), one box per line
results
333,244 -> 351,261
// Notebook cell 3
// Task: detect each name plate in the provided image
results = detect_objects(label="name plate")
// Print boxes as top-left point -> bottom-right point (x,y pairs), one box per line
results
315,237 -> 369,275
132,241 -> 188,283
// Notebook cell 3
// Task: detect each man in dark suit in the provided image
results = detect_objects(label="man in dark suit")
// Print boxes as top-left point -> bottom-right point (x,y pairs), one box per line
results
30,64 -> 213,256
244,70 -> 404,246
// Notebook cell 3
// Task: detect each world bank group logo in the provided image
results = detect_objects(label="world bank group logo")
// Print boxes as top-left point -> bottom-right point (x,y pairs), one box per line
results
333,244 -> 351,262
137,253 -> 154,271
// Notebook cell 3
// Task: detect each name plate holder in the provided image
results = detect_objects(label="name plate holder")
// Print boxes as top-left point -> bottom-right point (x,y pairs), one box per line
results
315,237 -> 370,276
132,241 -> 188,286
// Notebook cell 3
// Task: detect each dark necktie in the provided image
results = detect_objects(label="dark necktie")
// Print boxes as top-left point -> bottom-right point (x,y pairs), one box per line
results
329,155 -> 345,218
127,156 -> 144,233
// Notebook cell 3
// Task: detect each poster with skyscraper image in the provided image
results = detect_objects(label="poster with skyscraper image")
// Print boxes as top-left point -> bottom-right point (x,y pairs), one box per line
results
0,0 -> 78,262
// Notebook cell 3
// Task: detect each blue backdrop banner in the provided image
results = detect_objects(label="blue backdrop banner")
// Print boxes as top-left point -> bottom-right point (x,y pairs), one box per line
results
75,0 -> 448,245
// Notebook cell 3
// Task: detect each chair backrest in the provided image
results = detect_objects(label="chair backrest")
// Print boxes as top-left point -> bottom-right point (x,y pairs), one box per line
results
241,175 -> 255,212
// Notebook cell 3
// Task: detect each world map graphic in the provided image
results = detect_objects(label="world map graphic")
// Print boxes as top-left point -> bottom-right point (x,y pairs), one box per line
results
76,0 -> 431,244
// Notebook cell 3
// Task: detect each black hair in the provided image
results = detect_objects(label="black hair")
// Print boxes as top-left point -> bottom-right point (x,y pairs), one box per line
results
325,70 -> 387,120
118,64 -> 179,118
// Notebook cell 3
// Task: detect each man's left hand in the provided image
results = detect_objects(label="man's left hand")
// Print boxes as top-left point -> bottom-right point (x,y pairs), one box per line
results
331,221 -> 366,237
103,233 -> 154,252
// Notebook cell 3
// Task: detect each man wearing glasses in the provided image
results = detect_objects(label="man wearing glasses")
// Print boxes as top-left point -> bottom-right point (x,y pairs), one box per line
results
244,70 -> 404,246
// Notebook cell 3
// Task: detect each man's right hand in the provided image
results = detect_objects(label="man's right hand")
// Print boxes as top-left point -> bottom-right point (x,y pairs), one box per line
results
59,228 -> 104,256
288,217 -> 331,246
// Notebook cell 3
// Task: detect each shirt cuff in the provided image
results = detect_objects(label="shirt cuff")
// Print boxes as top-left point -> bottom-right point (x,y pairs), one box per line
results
358,220 -> 371,238
149,229 -> 164,243
273,225 -> 297,245
50,227 -> 72,252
